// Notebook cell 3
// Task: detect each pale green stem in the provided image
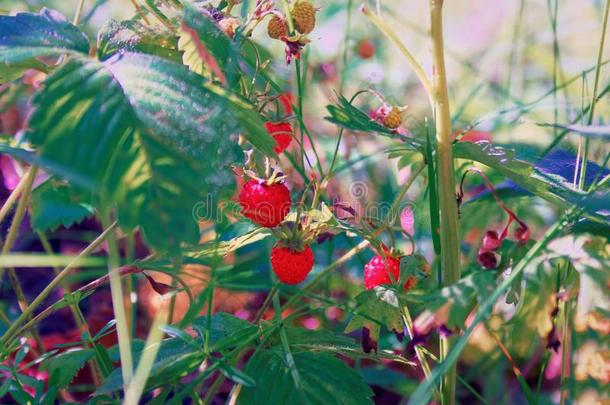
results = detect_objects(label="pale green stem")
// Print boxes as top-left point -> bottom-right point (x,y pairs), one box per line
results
72,0 -> 86,25
101,213 -> 133,389
0,167 -> 31,226
124,301 -> 168,405
579,0 -> 609,189
430,1 -> 460,404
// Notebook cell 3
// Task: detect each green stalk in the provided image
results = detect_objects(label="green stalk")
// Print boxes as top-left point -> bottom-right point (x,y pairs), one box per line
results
101,213 -> 133,389
0,222 -> 117,346
124,303 -> 167,405
579,0 -> 609,189
430,1 -> 460,404
72,0 -> 86,25
0,167 -> 32,226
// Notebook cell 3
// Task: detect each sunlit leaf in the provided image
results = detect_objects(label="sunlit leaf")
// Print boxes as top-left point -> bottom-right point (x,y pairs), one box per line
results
0,8 -> 89,82
27,53 -> 274,250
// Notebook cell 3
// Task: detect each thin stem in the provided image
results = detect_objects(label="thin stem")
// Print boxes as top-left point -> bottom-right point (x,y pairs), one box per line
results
124,300 -> 168,405
101,212 -> 133,389
430,1 -> 460,404
400,304 -> 438,400
579,0 -> 610,189
72,0 -> 86,25
360,5 -> 434,109
0,168 -> 31,226
0,166 -> 38,284
0,221 -> 117,346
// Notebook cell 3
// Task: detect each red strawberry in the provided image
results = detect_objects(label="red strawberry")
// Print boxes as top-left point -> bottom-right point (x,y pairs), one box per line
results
265,121 -> 293,154
239,180 -> 291,227
364,254 -> 401,290
270,244 -> 314,284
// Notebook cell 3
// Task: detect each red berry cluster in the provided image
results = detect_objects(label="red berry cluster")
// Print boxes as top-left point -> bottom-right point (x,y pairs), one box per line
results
238,179 -> 291,228
238,178 -> 315,285
462,169 -> 531,269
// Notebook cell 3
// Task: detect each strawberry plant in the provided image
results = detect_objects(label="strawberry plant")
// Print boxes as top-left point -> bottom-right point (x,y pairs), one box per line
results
0,0 -> 609,404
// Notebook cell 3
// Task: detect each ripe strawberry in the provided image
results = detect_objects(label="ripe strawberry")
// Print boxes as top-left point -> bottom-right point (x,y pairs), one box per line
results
267,15 -> 288,39
271,244 -> 314,284
292,0 -> 317,34
265,121 -> 293,154
383,107 -> 402,129
364,254 -> 403,290
239,180 -> 291,227
357,39 -> 375,59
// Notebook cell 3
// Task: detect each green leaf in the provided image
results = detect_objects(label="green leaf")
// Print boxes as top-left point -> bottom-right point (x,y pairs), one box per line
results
191,312 -> 258,351
40,349 -> 94,388
453,141 -> 609,224
179,3 -> 241,85
218,362 -> 256,387
282,327 -> 360,353
344,289 -> 403,343
418,271 -> 497,330
97,338 -> 204,395
0,8 -> 89,82
98,313 -> 256,395
97,19 -> 180,62
326,95 -> 395,136
30,180 -> 94,231
27,53 -> 273,250
239,350 -> 374,405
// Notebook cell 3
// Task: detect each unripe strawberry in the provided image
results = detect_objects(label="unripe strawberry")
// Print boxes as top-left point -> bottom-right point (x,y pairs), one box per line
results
238,180 -> 291,228
357,39 -> 375,59
265,121 -> 293,154
267,15 -> 288,39
383,107 -> 402,129
271,244 -> 314,284
481,230 -> 501,252
514,225 -> 530,244
477,249 -> 501,269
292,0 -> 316,34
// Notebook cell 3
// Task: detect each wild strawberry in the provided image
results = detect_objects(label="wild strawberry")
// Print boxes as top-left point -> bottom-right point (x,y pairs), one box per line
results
292,0 -> 317,34
267,15 -> 288,39
238,179 -> 291,227
270,244 -> 314,284
383,106 -> 402,129
265,121 -> 293,154
364,254 -> 409,290
357,39 -> 375,59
